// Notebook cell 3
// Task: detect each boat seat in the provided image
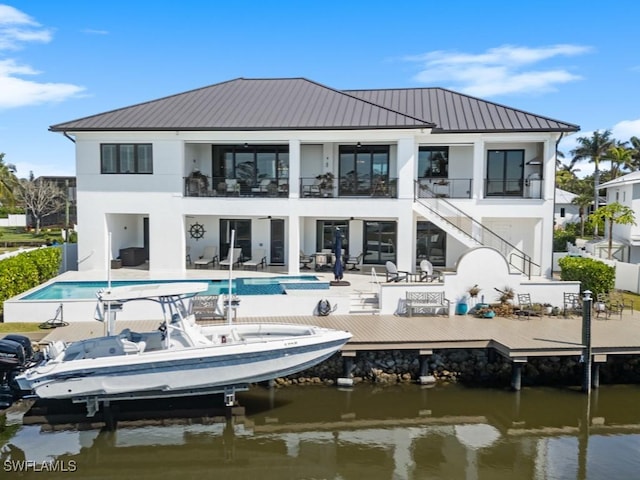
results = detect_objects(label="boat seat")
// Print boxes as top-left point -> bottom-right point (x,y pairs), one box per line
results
121,339 -> 146,354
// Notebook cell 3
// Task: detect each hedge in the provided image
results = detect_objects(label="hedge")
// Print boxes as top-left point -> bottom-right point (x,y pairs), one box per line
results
0,247 -> 62,316
558,256 -> 615,295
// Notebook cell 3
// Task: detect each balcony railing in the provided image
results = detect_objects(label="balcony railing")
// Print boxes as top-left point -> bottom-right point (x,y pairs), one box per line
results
184,176 -> 289,198
300,176 -> 398,198
416,178 -> 472,199
484,179 -> 542,199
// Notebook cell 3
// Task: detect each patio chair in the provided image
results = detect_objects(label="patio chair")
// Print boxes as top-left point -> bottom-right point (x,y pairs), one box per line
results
225,179 -> 239,195
193,246 -> 218,269
220,247 -> 243,269
191,295 -> 224,321
385,261 -> 408,282
595,292 -> 623,320
345,252 -> 364,271
242,248 -> 267,270
516,293 -> 537,319
251,178 -> 272,195
419,259 -> 440,282
300,251 -> 313,270
563,292 -> 583,317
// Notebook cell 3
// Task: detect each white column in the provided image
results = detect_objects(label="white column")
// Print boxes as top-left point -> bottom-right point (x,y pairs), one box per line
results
289,139 -> 301,199
396,138 -> 416,199
397,209 -> 414,272
288,214 -> 300,275
472,139 -> 484,199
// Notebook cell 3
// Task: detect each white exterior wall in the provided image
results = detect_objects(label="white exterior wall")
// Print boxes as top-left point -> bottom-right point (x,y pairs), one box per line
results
73,128 -> 561,278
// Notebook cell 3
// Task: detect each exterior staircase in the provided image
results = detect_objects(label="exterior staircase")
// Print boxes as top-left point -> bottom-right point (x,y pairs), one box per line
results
414,181 -> 538,278
349,291 -> 379,314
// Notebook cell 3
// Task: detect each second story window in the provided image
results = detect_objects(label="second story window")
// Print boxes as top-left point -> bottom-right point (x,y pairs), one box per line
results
101,144 -> 153,174
419,147 -> 449,178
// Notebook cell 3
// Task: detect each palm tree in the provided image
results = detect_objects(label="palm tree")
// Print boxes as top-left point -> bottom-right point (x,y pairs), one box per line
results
0,153 -> 19,206
570,130 -> 615,236
589,202 -> 636,259
572,192 -> 593,237
607,144 -> 634,178
629,136 -> 640,170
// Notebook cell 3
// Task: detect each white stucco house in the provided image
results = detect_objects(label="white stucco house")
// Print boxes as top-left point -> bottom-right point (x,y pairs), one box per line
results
554,188 -> 580,229
598,171 -> 640,262
49,78 -> 579,279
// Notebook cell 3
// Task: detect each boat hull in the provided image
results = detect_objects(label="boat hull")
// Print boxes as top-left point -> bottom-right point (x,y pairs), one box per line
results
18,326 -> 350,401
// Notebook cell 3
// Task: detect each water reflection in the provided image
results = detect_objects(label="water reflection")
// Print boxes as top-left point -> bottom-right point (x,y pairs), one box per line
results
2,384 -> 640,479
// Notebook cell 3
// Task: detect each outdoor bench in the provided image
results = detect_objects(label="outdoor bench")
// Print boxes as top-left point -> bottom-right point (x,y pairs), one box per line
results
406,292 -> 450,317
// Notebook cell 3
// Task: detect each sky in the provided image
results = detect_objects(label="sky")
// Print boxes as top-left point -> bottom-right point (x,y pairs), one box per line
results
1,0 -> 639,179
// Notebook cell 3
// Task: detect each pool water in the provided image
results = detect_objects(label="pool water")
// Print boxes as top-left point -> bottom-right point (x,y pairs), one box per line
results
22,276 -> 328,300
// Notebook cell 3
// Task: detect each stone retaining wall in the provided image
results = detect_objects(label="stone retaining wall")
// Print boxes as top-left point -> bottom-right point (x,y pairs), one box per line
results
276,349 -> 640,387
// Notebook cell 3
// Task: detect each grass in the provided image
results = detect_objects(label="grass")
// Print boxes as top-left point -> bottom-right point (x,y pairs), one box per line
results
0,322 -> 42,333
0,226 -> 62,242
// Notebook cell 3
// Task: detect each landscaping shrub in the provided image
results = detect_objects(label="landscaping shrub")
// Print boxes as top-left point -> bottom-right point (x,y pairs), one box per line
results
0,247 -> 62,317
553,229 -> 576,252
558,256 -> 615,295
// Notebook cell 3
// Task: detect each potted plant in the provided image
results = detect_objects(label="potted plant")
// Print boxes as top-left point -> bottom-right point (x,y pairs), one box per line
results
468,285 -> 481,300
316,172 -> 335,196
542,303 -> 553,315
189,169 -> 209,190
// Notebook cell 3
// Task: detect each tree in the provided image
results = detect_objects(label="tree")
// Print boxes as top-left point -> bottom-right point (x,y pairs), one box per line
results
17,177 -> 65,234
0,153 -> 19,206
588,202 -> 636,259
570,130 -> 615,236
572,192 -> 593,237
606,144 -> 634,178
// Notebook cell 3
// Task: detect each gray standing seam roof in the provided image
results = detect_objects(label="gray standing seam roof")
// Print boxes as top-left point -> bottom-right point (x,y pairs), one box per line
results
50,78 -> 579,133
345,87 -> 579,133
50,78 -> 433,132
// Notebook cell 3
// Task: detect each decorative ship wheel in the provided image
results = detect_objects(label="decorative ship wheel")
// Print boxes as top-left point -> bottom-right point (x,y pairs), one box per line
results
189,222 -> 206,240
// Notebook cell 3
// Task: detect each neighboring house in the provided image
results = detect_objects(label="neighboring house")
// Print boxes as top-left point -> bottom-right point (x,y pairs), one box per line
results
49,78 -> 579,277
599,172 -> 640,262
554,188 -> 580,228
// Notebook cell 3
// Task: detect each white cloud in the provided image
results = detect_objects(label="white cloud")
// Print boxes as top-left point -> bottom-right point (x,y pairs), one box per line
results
0,5 -> 84,108
611,119 -> 640,141
405,44 -> 591,97
81,28 -> 109,35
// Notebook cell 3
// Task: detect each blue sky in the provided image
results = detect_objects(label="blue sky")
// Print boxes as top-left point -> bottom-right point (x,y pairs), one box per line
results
1,1 -> 639,178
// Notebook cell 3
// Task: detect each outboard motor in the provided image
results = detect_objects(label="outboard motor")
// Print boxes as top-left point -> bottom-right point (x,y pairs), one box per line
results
0,335 -> 35,408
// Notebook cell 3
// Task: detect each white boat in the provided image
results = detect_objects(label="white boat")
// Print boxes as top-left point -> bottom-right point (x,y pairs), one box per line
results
15,282 -> 352,416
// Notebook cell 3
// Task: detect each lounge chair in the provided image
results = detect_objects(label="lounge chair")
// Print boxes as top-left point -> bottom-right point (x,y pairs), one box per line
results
385,261 -> 409,282
193,246 -> 218,269
345,252 -> 364,271
220,247 -> 243,269
251,178 -> 272,195
242,248 -> 267,270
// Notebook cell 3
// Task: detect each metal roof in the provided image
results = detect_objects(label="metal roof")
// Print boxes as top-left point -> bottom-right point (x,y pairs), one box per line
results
50,78 -> 433,132
346,87 -> 579,133
50,78 -> 579,133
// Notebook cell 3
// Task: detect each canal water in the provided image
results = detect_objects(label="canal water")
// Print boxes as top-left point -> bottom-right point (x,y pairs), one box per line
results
2,383 -> 640,479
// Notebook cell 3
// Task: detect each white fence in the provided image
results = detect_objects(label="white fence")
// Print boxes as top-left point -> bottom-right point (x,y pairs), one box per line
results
0,214 -> 26,227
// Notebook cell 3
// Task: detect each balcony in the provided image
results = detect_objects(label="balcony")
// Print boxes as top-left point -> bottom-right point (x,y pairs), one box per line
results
485,178 -> 542,199
300,176 -> 398,198
417,178 -> 472,199
184,176 -> 289,198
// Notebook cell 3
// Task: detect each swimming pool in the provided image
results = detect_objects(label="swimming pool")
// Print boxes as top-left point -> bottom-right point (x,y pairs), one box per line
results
22,276 -> 329,300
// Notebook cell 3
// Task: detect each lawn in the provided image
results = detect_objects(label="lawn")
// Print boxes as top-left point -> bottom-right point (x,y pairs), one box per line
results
0,322 -> 42,333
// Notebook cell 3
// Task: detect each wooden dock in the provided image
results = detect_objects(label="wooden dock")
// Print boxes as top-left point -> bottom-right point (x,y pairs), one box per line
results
39,310 -> 640,362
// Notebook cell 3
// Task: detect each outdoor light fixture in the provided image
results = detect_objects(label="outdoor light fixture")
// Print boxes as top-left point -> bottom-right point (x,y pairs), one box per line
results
356,142 -> 362,148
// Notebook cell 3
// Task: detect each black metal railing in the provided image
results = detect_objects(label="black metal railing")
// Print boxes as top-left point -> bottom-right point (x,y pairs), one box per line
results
300,176 -> 398,198
414,180 -> 539,277
416,178 -> 472,199
184,176 -> 289,198
484,178 -> 542,199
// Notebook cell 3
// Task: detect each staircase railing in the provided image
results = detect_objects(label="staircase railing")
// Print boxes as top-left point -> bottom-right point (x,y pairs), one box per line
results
414,181 -> 538,278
